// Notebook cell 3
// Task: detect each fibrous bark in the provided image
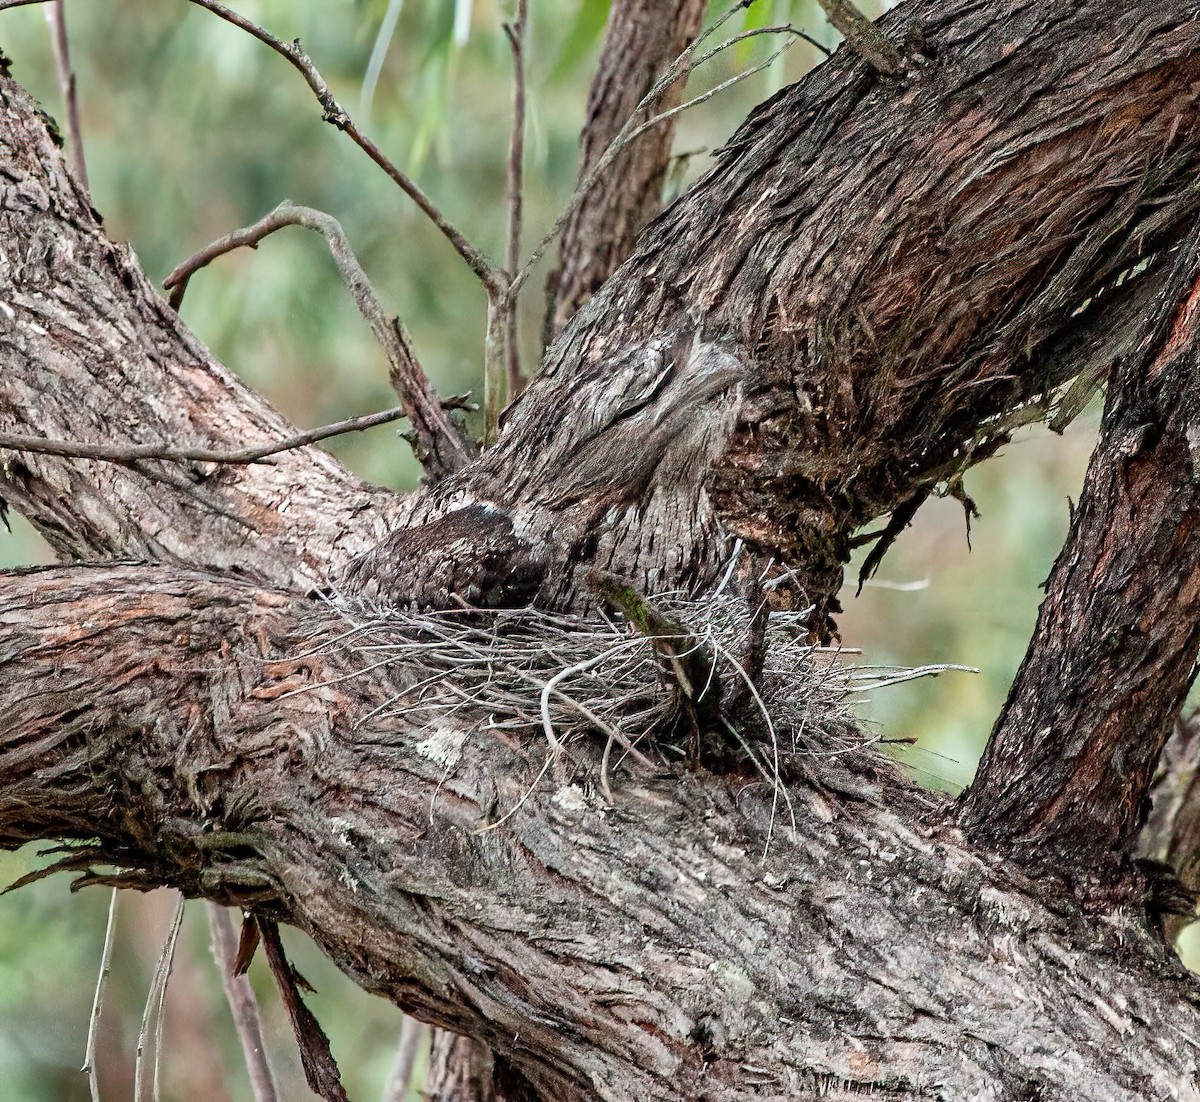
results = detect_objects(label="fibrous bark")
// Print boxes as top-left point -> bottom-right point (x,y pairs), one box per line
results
4,566 -> 1200,1102
962,225 -> 1200,881
545,0 -> 708,341
0,62 -> 404,586
3,1 -> 1200,1099
353,0 -> 1200,639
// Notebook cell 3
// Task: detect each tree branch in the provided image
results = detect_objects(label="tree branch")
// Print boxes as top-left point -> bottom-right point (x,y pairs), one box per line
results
0,69 -> 407,585
181,0 -> 503,295
43,0 -> 87,191
4,564 -> 1200,1099
164,202 -> 475,481
502,0 -> 528,396
960,227 -> 1200,881
545,0 -> 707,341
813,0 -> 907,76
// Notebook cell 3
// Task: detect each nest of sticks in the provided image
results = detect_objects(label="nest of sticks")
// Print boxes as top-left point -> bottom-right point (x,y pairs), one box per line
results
332,587 -> 971,807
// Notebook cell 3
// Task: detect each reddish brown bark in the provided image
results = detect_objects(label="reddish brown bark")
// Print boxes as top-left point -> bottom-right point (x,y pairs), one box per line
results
960,229 -> 1200,880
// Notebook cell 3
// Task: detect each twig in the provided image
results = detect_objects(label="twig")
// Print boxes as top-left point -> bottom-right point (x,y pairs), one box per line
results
0,403 -> 449,467
379,1016 -> 428,1102
813,0 -> 905,77
512,19 -> 801,296
258,918 -> 349,1102
183,0 -> 502,296
502,0 -> 528,398
165,201 -> 474,478
82,887 -> 120,1102
43,0 -> 87,191
209,905 -> 279,1102
134,893 -> 185,1102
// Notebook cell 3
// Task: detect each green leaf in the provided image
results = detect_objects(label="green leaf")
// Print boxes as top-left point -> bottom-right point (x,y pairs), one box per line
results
548,0 -> 611,85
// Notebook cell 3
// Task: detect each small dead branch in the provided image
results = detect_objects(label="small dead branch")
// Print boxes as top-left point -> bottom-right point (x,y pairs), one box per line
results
503,0 -> 528,397
43,0 -> 87,191
813,0 -> 906,77
164,201 -> 474,479
209,905 -> 279,1102
134,893 -> 185,1102
183,0 -> 502,296
380,1016 -> 428,1102
259,918 -> 349,1102
83,887 -> 119,1102
0,403 -> 471,468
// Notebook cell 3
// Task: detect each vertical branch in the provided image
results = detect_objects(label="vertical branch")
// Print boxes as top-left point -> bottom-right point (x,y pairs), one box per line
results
209,905 -> 280,1102
960,229 -> 1200,884
378,1016 -> 427,1102
43,0 -> 88,191
503,0 -> 528,397
544,0 -> 707,342
83,888 -> 120,1102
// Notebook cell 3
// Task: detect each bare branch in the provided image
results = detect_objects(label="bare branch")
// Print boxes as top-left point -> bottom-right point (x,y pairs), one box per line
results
182,0 -> 503,296
379,1017 -> 428,1102
546,0 -> 707,341
83,888 -> 119,1102
165,201 -> 475,480
209,905 -> 280,1102
502,0 -> 528,397
0,404 -> 418,467
43,0 -> 88,191
134,893 -> 185,1102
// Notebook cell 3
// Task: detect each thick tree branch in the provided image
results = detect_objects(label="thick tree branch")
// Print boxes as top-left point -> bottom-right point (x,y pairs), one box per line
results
0,69 -> 406,585
4,564 -> 1200,1100
352,0 -> 1200,638
960,229 -> 1200,878
545,0 -> 707,341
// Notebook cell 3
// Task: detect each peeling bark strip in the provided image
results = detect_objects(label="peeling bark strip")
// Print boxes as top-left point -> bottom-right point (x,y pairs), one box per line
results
350,0 -> 1200,632
546,0 -> 707,340
960,231 -> 1200,877
5,565 -> 1200,1101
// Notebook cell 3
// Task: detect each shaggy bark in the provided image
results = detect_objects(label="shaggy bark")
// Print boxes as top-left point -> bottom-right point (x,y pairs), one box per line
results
961,225 -> 1200,881
544,0 -> 708,341
3,1 -> 1200,1099
0,61 -> 404,586
352,0 -> 1200,636
4,566 -> 1200,1102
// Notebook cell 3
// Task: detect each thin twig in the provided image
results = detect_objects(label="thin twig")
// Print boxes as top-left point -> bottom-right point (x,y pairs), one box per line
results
134,893 -> 185,1102
0,403 -> 462,467
43,0 -> 88,191
165,201 -> 474,478
502,0 -> 528,397
379,1016 -> 428,1102
83,888 -> 120,1102
182,0 -> 502,295
209,904 -> 280,1102
511,18 -> 801,296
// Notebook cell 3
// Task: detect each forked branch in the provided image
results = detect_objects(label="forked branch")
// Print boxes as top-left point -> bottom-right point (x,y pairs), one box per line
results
165,201 -> 475,480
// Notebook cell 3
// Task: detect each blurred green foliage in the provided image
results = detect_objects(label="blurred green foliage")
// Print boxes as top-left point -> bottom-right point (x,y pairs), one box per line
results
0,0 -> 1122,1097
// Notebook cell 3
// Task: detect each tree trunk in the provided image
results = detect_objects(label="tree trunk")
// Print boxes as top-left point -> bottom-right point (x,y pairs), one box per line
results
4,2 -> 1200,1099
